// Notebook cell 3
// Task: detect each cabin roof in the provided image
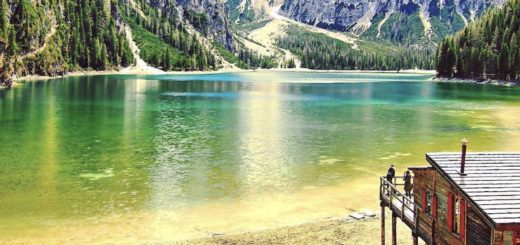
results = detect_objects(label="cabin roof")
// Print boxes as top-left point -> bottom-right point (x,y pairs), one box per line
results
426,152 -> 520,225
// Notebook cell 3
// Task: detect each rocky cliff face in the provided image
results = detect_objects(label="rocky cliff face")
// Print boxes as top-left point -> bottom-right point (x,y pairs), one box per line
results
178,0 -> 234,49
280,0 -> 372,31
226,0 -> 284,23
279,0 -> 505,44
138,0 -> 234,49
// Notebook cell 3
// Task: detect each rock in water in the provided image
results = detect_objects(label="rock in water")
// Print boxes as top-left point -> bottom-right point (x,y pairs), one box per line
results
6,78 -> 12,89
361,210 -> 376,218
349,212 -> 365,220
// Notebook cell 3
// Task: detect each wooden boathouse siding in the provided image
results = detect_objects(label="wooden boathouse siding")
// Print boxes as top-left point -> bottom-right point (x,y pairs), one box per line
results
411,167 -> 491,245
468,206 -> 492,245
427,153 -> 520,245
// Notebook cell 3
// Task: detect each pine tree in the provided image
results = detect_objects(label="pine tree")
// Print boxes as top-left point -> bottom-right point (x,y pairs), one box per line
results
436,0 -> 520,80
164,47 -> 171,71
7,28 -> 18,55
0,0 -> 8,39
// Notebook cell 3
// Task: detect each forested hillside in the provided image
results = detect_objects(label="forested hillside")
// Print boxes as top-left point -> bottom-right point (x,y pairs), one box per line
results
0,0 -> 288,87
278,26 -> 436,70
0,0 -> 134,83
436,0 -> 520,80
115,1 -> 218,71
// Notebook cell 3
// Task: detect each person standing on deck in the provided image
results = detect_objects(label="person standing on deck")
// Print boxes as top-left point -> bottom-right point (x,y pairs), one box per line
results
386,165 -> 395,184
385,165 -> 396,195
404,170 -> 413,198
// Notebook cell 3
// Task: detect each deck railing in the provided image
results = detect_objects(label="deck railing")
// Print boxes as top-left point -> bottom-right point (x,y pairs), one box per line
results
379,176 -> 418,227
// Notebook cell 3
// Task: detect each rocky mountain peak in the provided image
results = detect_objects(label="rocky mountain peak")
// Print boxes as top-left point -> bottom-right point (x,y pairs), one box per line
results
278,0 -> 504,44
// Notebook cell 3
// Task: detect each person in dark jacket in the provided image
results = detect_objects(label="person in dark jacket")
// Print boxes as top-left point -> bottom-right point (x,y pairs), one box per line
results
404,170 -> 413,198
386,165 -> 395,184
385,165 -> 396,195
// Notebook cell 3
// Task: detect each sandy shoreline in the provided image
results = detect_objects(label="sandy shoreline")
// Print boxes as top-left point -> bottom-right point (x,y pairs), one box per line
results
181,210 -> 421,245
0,211 -> 419,244
11,68 -> 436,83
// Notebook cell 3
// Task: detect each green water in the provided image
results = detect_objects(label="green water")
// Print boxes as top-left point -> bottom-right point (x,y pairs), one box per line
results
1,72 -> 520,242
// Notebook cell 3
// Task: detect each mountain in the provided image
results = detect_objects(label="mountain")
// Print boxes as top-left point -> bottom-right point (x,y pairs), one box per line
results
0,0 -> 511,87
436,0 -> 520,80
113,0 -> 235,70
278,0 -> 505,45
226,0 -> 437,70
222,0 -> 507,71
0,0 -> 243,87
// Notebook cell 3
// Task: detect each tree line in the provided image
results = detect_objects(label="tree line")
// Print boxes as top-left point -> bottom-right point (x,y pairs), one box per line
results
436,0 -> 520,80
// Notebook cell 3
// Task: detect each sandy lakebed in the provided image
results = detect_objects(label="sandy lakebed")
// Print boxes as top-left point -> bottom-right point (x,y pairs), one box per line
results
182,209 -> 424,245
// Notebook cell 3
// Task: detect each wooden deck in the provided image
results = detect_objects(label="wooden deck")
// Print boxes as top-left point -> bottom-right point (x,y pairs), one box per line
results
380,177 -> 418,228
380,177 -> 423,245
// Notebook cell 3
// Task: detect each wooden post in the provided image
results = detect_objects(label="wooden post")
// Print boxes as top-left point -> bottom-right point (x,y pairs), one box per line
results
412,232 -> 418,245
392,212 -> 397,245
401,195 -> 405,219
381,203 -> 385,245
414,205 -> 420,245
431,219 -> 435,245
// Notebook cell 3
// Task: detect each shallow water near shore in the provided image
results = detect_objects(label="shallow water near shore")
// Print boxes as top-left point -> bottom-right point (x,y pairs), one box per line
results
1,71 -> 520,242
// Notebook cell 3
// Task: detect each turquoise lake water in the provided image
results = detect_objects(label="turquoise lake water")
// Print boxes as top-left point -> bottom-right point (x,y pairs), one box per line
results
1,71 -> 519,242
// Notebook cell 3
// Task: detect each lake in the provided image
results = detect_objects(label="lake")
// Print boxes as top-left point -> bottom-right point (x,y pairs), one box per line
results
1,71 -> 520,242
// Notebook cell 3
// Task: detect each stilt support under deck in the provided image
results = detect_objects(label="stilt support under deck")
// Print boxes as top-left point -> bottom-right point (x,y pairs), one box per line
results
392,212 -> 397,245
412,232 -> 418,245
381,202 -> 385,245
380,176 -> 420,245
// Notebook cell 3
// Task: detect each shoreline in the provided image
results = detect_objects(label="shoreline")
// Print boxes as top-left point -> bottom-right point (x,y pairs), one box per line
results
10,68 -> 436,84
1,210 -> 417,244
435,77 -> 520,87
11,68 -> 520,88
182,210 -> 415,245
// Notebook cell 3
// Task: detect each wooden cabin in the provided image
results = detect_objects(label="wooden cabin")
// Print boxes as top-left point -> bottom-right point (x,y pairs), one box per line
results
380,148 -> 520,245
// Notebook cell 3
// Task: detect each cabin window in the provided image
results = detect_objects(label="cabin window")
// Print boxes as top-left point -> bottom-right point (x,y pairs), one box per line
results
448,192 -> 465,238
426,190 -> 433,215
432,194 -> 438,219
453,197 -> 461,234
494,231 -> 520,245
495,231 -> 504,243
504,231 -> 513,245
421,189 -> 433,216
